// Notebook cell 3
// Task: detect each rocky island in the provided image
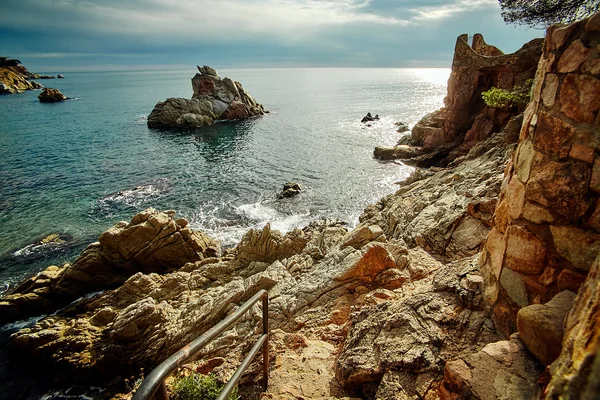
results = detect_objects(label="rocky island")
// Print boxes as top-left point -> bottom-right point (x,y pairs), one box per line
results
1,13 -> 600,400
147,65 -> 265,129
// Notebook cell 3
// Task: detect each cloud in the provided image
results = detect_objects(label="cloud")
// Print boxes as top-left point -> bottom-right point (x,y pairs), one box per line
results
0,0 -> 544,70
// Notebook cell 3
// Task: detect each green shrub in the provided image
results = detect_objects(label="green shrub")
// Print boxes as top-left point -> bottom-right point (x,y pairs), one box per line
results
481,79 -> 534,110
171,373 -> 240,400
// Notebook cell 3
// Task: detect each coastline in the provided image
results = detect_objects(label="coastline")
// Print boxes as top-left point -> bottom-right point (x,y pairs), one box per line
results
2,13 -> 600,400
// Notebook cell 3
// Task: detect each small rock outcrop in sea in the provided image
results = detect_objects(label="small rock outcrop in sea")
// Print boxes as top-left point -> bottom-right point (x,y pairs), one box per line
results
360,112 -> 380,123
395,121 -> 409,133
0,57 -> 43,94
38,88 -> 68,102
57,74 -> 65,79
147,65 -> 265,129
278,182 -> 301,199
0,208 -> 219,324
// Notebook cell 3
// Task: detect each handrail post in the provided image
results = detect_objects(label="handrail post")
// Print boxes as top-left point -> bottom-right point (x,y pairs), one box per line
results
262,291 -> 269,391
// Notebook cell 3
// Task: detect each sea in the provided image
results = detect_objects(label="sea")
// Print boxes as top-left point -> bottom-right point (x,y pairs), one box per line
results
0,67 -> 448,398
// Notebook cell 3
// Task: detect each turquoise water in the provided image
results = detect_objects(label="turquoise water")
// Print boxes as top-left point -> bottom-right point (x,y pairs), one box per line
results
0,68 -> 448,295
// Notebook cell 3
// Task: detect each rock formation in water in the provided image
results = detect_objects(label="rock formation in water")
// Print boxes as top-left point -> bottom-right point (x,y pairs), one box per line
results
0,209 -> 219,324
3,14 -> 600,400
38,88 -> 68,102
0,57 -> 43,94
147,65 -> 265,129
375,33 -> 543,167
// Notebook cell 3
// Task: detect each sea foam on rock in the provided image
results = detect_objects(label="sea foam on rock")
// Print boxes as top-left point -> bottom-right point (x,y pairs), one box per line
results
147,65 -> 265,128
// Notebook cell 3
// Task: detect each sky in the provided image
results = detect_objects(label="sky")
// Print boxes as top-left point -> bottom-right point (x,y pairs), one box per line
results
0,0 -> 545,72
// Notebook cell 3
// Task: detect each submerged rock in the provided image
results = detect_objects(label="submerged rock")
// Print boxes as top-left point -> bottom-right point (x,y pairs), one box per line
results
148,65 -> 264,129
38,88 -> 68,102
277,182 -> 301,199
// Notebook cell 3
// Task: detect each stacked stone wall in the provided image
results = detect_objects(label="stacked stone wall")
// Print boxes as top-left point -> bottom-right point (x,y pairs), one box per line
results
480,14 -> 600,337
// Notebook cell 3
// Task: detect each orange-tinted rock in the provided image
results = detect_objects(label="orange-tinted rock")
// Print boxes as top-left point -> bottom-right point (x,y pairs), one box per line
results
494,200 -> 510,233
522,202 -> 554,224
589,199 -> 600,232
551,225 -> 600,272
525,159 -> 592,220
569,144 -> 595,164
505,177 -> 525,220
560,74 -> 600,123
221,100 -> 251,120
533,112 -> 576,154
557,269 -> 587,292
550,23 -> 578,51
504,225 -> 546,275
557,40 -> 591,73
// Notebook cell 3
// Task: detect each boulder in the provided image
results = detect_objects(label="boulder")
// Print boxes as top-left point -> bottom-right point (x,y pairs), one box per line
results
147,98 -> 215,128
38,88 -> 68,102
148,66 -> 264,129
516,290 -> 576,365
277,182 -> 301,199
57,74 -> 64,79
361,112 -> 380,123
439,335 -> 543,399
0,208 -> 220,324
373,145 -> 422,161
395,121 -> 410,133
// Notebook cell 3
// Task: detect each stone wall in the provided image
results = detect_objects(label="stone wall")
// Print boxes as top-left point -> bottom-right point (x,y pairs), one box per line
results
480,13 -> 600,338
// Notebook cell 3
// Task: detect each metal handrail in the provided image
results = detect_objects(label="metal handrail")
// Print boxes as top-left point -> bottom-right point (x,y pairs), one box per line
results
132,289 -> 269,400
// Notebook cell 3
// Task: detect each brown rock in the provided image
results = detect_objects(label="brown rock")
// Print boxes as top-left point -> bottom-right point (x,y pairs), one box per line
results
560,74 -> 600,123
439,336 -> 542,400
517,291 -> 576,365
557,269 -> 587,292
505,177 -> 525,220
38,88 -> 68,102
585,12 -> 600,31
494,200 -> 510,234
533,112 -> 576,154
589,199 -> 600,232
221,100 -> 251,120
557,40 -> 591,73
569,144 -> 595,164
504,225 -> 546,275
525,159 -> 591,220
515,139 -> 537,183
500,268 -> 529,307
522,202 -> 554,224
551,23 -> 578,51
551,225 -> 600,272
541,74 -> 559,108
341,225 -> 384,249
335,244 -> 396,283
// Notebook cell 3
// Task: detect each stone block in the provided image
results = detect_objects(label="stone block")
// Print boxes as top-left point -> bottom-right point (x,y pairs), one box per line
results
557,40 -> 591,73
506,177 -> 525,220
541,74 -> 558,108
560,74 -> 600,123
485,227 -> 506,280
494,200 -> 510,234
515,139 -> 537,183
585,12 -> 600,31
525,159 -> 592,220
504,225 -> 547,275
557,269 -> 587,292
533,112 -> 576,154
551,225 -> 600,272
522,202 -> 554,224
589,199 -> 600,232
569,144 -> 595,164
500,268 -> 529,308
551,23 -> 578,51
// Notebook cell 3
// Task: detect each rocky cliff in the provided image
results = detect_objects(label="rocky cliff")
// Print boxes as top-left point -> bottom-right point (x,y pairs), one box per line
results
2,15 -> 600,400
0,61 -> 43,94
147,65 -> 265,129
375,33 -> 543,167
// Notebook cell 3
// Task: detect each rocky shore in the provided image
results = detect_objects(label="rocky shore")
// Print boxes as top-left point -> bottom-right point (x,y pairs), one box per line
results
2,14 -> 600,400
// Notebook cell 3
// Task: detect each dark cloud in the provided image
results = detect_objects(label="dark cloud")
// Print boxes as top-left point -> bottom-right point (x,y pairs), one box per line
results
0,0 -> 543,70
